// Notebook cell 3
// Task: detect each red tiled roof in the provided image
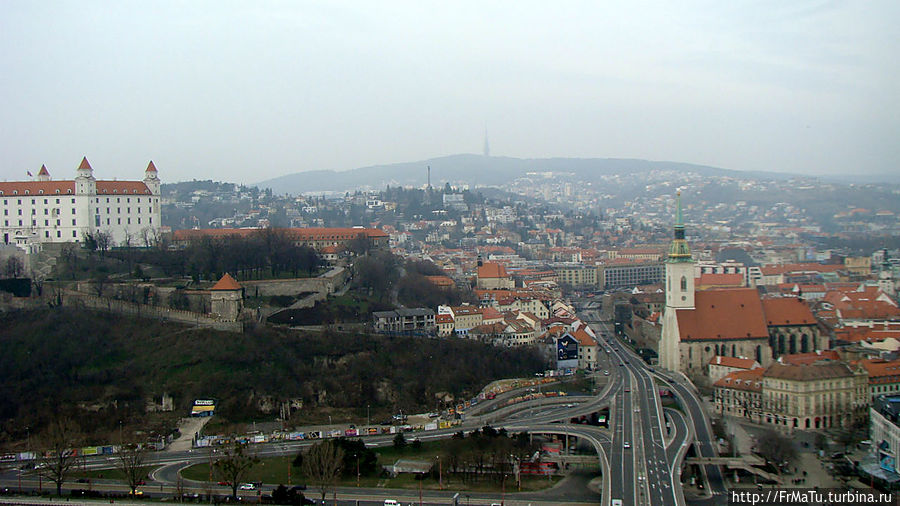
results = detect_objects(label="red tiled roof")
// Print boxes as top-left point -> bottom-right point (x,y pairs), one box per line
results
571,328 -> 596,347
435,314 -> 454,324
210,273 -> 242,291
676,288 -> 769,341
0,181 -> 76,195
96,181 -> 152,194
481,307 -> 504,321
708,356 -> 759,369
172,227 -> 389,242
713,369 -> 763,392
760,263 -> 843,276
859,359 -> 900,383
761,297 -> 816,326
145,160 -> 157,173
38,165 -> 50,176
779,350 -> 841,365
697,273 -> 744,287
425,275 -> 455,288
78,157 -> 92,171
477,262 -> 509,279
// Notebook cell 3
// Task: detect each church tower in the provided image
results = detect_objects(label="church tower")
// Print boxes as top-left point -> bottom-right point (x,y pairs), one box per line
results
659,192 -> 694,371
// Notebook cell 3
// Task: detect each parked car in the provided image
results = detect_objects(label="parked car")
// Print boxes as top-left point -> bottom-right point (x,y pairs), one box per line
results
239,483 -> 256,490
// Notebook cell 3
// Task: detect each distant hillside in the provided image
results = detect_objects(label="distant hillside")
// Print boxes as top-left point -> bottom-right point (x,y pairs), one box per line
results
254,154 -> 787,194
0,307 -> 544,443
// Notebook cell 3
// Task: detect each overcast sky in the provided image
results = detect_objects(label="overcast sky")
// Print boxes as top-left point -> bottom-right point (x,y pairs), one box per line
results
1,1 -> 897,184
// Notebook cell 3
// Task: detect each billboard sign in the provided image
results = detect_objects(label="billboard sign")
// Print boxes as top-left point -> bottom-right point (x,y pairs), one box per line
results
556,334 -> 579,369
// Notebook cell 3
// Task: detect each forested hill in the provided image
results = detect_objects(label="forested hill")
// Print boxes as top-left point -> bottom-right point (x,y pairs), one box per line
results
0,307 -> 544,443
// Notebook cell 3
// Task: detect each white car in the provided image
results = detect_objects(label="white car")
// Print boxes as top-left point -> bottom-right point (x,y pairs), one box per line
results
623,441 -> 631,449
239,483 -> 256,491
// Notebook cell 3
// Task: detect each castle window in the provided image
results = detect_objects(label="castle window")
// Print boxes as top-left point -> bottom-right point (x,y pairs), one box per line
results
13,191 -> 17,195
680,276 -> 687,291
56,190 -> 60,194
24,191 -> 29,195
39,190 -> 43,195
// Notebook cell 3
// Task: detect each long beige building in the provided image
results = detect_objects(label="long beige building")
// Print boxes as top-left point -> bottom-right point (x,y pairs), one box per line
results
715,360 -> 869,431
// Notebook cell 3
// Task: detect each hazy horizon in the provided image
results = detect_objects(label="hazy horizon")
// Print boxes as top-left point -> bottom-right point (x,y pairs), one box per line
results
2,1 -> 897,184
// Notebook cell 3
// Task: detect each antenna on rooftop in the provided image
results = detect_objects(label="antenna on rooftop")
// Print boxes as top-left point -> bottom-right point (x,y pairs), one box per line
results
427,165 -> 431,189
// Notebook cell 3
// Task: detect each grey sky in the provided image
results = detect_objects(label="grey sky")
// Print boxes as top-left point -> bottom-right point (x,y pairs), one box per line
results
1,1 -> 897,184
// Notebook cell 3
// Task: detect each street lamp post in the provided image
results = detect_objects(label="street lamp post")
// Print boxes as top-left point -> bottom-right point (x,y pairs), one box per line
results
367,405 -> 370,428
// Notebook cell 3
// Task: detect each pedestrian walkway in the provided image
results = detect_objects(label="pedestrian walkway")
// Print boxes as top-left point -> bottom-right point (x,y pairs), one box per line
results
167,417 -> 210,452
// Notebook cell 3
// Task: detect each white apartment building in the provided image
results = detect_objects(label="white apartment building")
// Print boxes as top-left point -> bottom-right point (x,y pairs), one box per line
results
0,158 -> 161,248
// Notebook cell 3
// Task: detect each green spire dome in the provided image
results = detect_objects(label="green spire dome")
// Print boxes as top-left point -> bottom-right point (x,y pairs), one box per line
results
668,192 -> 692,262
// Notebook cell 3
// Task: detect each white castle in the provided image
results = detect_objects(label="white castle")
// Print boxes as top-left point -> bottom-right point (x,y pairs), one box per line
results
0,157 -> 161,249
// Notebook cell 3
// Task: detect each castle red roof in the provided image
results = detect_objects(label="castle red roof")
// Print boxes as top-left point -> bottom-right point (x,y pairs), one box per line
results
78,157 -> 93,171
210,273 -> 242,291
38,165 -> 50,176
145,160 -> 158,173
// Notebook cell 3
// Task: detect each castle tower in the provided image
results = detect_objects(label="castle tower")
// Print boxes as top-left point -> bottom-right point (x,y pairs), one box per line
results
37,165 -> 50,181
144,160 -> 161,195
74,156 -> 96,195
210,273 -> 243,321
659,192 -> 694,372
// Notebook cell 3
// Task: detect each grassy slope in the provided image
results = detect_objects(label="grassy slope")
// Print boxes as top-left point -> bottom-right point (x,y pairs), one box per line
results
0,307 -> 545,442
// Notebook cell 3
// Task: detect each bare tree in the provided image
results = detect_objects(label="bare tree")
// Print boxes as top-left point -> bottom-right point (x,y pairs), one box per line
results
36,419 -> 81,496
755,429 -> 796,476
59,243 -> 78,279
302,440 -> 344,503
30,268 -> 45,296
95,231 -> 112,256
213,441 -> 259,499
4,256 -> 24,278
116,442 -> 148,496
140,227 -> 159,248
92,271 -> 109,297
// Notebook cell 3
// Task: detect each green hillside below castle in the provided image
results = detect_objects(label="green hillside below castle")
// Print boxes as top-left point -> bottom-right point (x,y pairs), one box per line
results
0,307 -> 544,444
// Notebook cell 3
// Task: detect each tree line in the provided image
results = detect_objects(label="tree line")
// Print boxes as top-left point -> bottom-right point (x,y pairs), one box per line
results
109,228 -> 322,282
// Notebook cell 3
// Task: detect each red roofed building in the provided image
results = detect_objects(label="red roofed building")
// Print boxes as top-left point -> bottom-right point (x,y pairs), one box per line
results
713,369 -> 764,421
476,261 -> 515,290
172,227 -> 389,251
657,196 -> 826,384
779,350 -> 841,366
0,157 -> 161,249
571,327 -> 599,369
210,273 -> 243,321
824,286 -> 900,323
435,313 -> 455,337
859,358 -> 900,399
708,355 -> 762,384
696,273 -> 745,290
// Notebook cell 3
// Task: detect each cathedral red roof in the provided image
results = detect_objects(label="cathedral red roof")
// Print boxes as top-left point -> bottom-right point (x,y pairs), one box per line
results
676,288 -> 769,341
761,297 -> 816,326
